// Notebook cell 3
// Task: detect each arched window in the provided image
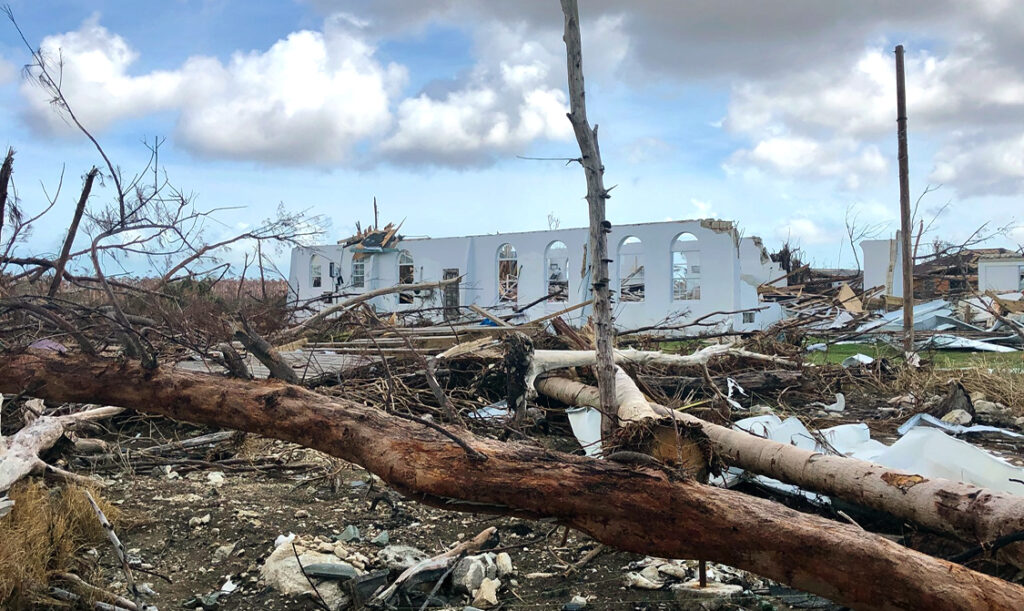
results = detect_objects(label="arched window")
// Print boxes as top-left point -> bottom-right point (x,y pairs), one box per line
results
398,250 -> 415,303
545,241 -> 569,302
497,243 -> 519,303
310,256 -> 323,289
618,236 -> 645,302
672,233 -> 701,300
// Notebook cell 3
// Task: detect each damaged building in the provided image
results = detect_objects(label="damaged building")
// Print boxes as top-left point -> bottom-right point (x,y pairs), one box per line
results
862,238 -> 1024,298
288,219 -> 786,333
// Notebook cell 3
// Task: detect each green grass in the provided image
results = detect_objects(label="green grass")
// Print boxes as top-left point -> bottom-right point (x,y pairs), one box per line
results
806,340 -> 1024,370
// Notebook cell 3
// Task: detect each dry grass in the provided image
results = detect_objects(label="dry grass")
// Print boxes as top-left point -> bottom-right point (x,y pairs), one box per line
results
0,481 -> 118,609
860,362 -> 1024,416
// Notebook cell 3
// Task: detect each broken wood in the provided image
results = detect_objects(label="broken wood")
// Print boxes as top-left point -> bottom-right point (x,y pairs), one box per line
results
373,526 -> 496,603
469,304 -> 513,328
3,351 -> 1022,610
233,319 -> 299,384
277,277 -> 461,343
536,375 -> 1024,557
1,404 -> 123,494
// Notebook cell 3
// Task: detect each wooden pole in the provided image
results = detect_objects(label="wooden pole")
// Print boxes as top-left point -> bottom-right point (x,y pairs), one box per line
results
560,0 -> 617,435
895,45 -> 914,354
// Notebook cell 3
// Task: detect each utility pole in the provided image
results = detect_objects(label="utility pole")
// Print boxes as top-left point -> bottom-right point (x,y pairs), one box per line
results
895,45 -> 914,355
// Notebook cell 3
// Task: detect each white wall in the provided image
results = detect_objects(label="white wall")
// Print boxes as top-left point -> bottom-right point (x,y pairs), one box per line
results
979,258 -> 1024,292
862,238 -> 902,297
289,220 -> 784,333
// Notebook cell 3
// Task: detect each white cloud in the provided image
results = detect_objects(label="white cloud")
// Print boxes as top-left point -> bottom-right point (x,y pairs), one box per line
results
19,17 -> 404,165
21,16 -> 182,132
725,39 -> 1024,194
379,21 -> 572,164
689,198 -> 715,217
931,132 -> 1024,196
774,218 -> 835,245
173,27 -> 405,163
0,56 -> 16,85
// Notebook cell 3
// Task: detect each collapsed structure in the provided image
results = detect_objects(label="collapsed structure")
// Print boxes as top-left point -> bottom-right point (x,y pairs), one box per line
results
288,219 -> 786,333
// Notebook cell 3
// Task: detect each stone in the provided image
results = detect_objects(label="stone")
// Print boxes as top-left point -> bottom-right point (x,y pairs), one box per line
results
974,400 -> 1009,415
370,531 -> 389,546
452,554 -> 498,593
337,525 -> 360,542
332,543 -> 350,559
1015,416 -> 1024,429
294,509 -> 310,519
317,541 -> 335,554
377,544 -> 429,571
471,577 -> 500,609
563,594 -> 589,610
212,542 -> 236,563
189,514 -> 211,528
639,564 -> 664,583
941,409 -> 973,425
670,580 -> 743,610
656,562 -> 692,581
260,543 -> 349,609
495,552 -> 514,577
624,571 -> 664,590
206,471 -> 225,487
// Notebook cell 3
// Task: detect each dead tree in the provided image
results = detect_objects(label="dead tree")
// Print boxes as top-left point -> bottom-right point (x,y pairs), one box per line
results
560,0 -> 617,435
1,350 -> 1023,611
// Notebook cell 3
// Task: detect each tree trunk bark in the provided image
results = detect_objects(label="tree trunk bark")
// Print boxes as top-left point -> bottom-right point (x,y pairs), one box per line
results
535,375 -> 1024,556
560,0 -> 617,436
1,351 -> 1022,610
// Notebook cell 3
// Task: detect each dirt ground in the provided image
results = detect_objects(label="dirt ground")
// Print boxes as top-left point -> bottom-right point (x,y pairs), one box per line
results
72,432 -> 825,611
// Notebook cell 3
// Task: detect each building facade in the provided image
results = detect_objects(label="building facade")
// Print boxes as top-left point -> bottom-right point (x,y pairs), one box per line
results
288,219 -> 785,333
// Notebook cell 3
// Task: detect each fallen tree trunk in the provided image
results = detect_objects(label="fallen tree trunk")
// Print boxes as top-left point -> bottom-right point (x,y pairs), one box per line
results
536,376 -> 1024,555
1,353 -> 1022,608
1,404 -> 123,494
526,344 -> 793,397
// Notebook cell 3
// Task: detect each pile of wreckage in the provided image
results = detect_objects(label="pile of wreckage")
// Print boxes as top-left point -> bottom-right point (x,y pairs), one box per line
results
760,272 -> 1024,355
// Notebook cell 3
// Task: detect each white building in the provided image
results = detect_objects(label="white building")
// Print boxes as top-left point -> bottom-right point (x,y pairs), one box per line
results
979,254 -> 1024,292
288,219 -> 785,333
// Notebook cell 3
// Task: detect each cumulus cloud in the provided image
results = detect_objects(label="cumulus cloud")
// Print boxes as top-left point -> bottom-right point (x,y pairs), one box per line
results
172,24 -> 406,164
17,13 -> 585,166
19,16 -> 405,164
21,16 -> 182,132
378,21 -> 574,165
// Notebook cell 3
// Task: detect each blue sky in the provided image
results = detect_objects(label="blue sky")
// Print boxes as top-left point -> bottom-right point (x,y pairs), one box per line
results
2,0 -> 1022,277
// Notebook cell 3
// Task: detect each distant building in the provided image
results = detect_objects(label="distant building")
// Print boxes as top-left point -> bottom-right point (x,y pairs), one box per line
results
288,219 -> 785,333
979,254 -> 1024,293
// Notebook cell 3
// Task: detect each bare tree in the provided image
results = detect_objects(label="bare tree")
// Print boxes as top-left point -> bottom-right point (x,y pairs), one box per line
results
560,0 -> 617,434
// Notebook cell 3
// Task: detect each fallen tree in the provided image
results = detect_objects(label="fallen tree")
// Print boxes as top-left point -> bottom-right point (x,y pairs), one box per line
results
525,344 -> 793,396
536,375 -> 1024,556
2,350 -> 1023,610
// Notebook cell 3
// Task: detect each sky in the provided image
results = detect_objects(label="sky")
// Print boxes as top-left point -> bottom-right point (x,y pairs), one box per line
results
1,0 -> 1023,276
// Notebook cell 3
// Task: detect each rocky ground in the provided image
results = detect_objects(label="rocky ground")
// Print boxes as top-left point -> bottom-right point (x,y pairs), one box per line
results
80,434 -> 824,611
